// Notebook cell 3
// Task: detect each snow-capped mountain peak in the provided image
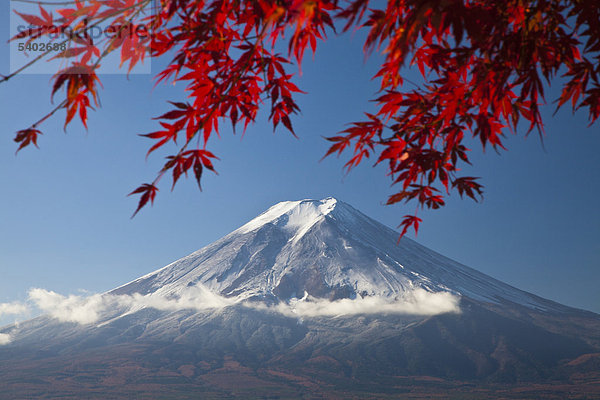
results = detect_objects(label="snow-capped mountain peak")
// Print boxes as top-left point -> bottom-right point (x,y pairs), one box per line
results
236,197 -> 338,243
110,197 -> 572,314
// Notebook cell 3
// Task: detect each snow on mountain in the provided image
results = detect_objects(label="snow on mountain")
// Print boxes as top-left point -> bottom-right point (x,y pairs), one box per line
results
236,197 -> 337,242
110,197 -> 567,314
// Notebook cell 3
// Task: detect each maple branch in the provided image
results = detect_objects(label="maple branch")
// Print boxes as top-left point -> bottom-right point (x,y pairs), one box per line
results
2,0 -> 151,83
31,99 -> 68,129
13,0 -> 152,148
9,0 -> 599,233
145,23 -> 272,190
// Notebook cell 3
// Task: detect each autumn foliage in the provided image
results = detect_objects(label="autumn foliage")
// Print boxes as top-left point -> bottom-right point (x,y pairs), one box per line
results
8,0 -> 600,236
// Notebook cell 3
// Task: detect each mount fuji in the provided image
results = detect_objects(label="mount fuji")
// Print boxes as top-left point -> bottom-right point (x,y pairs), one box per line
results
109,197 -> 572,312
1,198 -> 599,399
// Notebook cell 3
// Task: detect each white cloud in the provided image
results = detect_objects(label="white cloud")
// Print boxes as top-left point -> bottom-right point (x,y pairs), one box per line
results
28,288 -> 112,325
251,288 -> 461,317
123,285 -> 236,312
27,285 -> 237,325
24,285 -> 459,326
0,333 -> 11,345
0,301 -> 28,316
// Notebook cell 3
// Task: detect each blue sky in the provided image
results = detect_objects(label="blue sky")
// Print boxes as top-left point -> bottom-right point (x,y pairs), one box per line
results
1,2 -> 598,325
